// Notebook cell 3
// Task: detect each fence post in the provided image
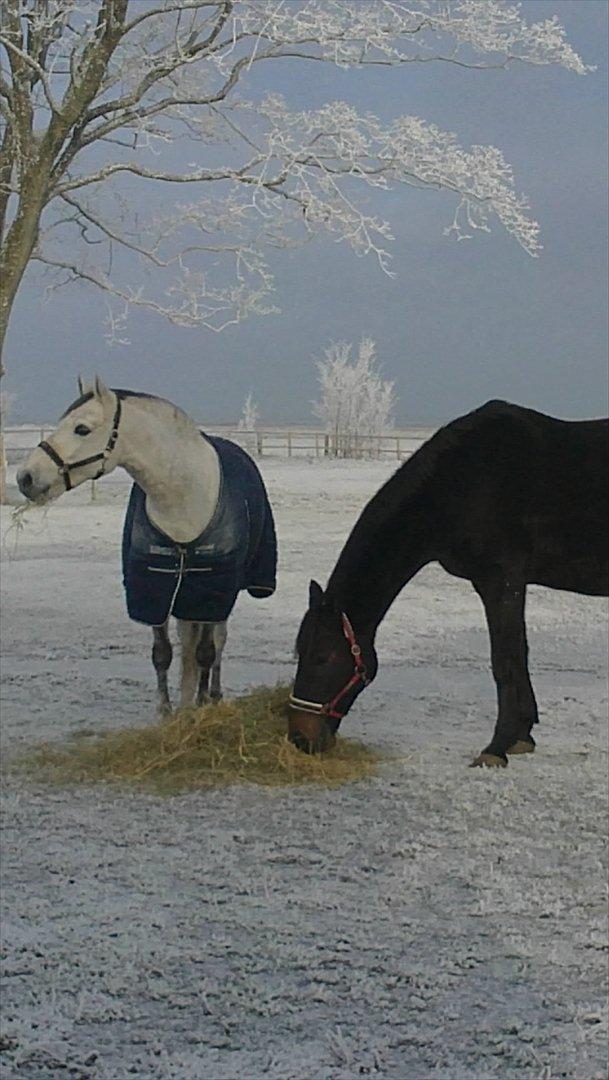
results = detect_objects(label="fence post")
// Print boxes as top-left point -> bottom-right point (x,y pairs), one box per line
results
287,431 -> 292,458
324,434 -> 329,457
256,432 -> 263,456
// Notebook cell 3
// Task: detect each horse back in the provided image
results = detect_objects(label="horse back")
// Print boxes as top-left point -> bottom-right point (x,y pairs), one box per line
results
433,401 -> 609,596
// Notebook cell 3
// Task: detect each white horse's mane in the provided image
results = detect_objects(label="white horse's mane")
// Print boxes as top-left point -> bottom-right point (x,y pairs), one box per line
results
63,388 -> 196,432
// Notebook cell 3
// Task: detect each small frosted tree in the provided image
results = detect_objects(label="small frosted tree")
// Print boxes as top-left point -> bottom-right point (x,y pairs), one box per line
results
238,392 -> 260,432
313,338 -> 395,458
237,390 -> 259,452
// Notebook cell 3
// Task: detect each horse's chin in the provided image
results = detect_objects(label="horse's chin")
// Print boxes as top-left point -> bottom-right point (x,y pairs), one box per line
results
25,484 -> 57,506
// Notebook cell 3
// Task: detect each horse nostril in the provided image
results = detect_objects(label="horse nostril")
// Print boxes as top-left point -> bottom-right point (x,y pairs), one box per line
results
18,470 -> 33,494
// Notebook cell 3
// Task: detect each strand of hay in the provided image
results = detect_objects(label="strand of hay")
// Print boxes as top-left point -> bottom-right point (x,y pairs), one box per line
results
18,684 -> 381,795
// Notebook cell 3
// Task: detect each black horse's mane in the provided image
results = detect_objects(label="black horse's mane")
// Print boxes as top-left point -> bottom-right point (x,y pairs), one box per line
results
327,402 -> 498,581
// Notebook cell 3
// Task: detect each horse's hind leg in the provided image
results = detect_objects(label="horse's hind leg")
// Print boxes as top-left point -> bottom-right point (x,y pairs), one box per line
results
152,623 -> 173,717
177,620 -> 202,708
195,622 -> 227,706
472,576 -> 538,767
195,624 -> 215,706
210,622 -> 228,702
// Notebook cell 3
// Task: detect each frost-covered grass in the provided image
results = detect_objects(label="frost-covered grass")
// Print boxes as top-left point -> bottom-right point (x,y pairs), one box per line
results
1,458 -> 607,1080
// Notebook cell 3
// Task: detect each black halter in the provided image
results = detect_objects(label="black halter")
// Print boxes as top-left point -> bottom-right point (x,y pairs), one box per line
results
38,397 -> 122,491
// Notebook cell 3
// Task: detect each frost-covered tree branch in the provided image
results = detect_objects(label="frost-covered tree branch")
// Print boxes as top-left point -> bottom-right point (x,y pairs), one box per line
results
0,0 -> 590,368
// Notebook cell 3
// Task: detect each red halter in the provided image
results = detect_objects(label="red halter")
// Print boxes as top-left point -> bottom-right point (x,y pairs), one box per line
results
289,612 -> 371,721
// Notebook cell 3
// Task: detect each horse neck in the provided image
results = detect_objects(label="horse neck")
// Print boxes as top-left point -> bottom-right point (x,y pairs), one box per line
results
326,456 -> 438,635
115,397 -> 220,544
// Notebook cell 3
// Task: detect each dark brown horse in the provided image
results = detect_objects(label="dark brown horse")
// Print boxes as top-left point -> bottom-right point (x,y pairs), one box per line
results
290,401 -> 608,766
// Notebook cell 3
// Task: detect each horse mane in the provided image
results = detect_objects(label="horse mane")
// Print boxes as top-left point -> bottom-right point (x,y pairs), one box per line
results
61,388 -> 190,422
326,400 -> 517,594
61,391 -> 95,418
115,389 -> 163,401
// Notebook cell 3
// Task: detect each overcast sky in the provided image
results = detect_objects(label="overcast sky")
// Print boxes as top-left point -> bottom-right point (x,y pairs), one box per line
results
5,0 -> 608,426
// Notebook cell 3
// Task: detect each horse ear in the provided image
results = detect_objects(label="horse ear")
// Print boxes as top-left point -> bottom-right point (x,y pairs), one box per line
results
309,580 -> 324,611
94,375 -> 112,404
77,375 -> 92,396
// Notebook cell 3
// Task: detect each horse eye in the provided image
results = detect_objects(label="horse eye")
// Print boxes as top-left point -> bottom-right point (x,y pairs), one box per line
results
74,424 -> 90,436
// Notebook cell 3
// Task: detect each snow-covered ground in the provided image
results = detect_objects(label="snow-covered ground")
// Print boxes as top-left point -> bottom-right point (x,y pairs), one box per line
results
1,458 -> 608,1080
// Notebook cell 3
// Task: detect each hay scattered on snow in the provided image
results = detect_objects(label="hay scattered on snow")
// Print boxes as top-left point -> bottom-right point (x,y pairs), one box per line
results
20,684 -> 381,794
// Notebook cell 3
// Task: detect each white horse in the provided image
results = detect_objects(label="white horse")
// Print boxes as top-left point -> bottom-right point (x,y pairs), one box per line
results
17,377 -> 277,714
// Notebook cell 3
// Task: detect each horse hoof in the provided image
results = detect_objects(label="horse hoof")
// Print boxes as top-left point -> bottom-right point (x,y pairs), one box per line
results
507,739 -> 535,755
470,753 -> 508,768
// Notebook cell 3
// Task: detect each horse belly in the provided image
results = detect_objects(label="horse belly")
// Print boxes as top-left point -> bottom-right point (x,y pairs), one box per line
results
528,538 -> 609,596
528,562 -> 609,597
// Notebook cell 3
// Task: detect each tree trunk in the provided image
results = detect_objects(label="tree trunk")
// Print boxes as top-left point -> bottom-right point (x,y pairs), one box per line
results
0,167 -> 51,502
0,329 -> 8,505
0,430 -> 6,505
0,227 -> 36,504
0,176 -> 48,349
0,1 -> 130,504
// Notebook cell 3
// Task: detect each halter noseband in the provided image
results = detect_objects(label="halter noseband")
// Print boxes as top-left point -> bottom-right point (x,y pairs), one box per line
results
289,612 -> 371,722
38,396 -> 122,492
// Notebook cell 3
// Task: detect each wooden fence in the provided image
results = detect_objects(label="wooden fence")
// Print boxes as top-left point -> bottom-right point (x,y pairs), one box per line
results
4,426 -> 430,464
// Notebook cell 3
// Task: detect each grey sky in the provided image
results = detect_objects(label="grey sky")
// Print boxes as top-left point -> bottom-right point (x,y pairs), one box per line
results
5,0 -> 608,426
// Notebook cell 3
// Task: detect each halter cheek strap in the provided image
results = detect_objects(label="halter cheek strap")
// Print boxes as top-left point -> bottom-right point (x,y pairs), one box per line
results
289,612 -> 371,721
38,397 -> 122,492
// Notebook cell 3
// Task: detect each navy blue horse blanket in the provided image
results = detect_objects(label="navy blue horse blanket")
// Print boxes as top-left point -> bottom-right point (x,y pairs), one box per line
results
122,435 -> 277,626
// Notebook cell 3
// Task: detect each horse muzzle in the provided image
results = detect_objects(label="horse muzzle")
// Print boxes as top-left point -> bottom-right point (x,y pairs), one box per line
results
16,466 -> 51,503
288,704 -> 339,754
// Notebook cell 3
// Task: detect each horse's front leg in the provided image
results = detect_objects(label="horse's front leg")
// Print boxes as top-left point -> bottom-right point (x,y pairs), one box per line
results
177,620 -> 202,709
152,623 -> 173,717
472,576 -> 538,767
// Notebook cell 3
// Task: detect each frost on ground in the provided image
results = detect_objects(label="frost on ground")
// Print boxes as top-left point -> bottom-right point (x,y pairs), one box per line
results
1,458 -> 608,1080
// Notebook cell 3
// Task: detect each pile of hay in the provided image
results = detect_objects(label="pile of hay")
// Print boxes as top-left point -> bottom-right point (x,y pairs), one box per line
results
20,684 -> 380,794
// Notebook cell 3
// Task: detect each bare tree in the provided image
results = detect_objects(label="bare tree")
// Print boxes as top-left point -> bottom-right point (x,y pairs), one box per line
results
313,337 -> 396,458
0,0 -> 588,378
